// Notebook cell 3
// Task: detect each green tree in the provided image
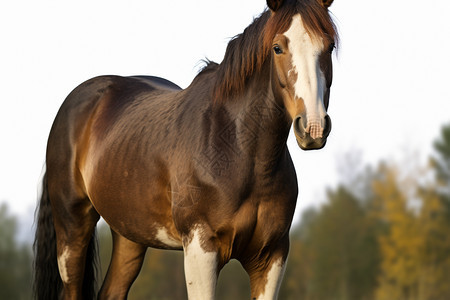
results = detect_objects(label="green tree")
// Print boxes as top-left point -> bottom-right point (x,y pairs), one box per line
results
430,123 -> 450,205
279,208 -> 318,299
0,203 -> 32,300
416,122 -> 450,299
216,259 -> 250,299
289,186 -> 379,300
129,248 -> 186,300
416,186 -> 450,300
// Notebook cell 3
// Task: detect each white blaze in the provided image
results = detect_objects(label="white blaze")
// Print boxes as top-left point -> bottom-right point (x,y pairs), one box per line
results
284,14 -> 327,139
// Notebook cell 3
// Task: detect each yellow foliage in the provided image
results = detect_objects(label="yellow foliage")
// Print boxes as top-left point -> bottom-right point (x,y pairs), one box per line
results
373,165 -> 423,300
374,164 -> 450,300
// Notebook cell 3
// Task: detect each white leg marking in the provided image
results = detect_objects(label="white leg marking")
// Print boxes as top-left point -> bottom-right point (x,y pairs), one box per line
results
184,227 -> 217,300
155,227 -> 182,248
284,14 -> 327,138
57,246 -> 70,284
257,258 -> 286,300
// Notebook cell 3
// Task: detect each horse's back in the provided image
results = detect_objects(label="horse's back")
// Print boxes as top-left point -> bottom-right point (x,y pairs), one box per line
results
130,75 -> 182,91
46,74 -> 181,201
51,74 -> 181,129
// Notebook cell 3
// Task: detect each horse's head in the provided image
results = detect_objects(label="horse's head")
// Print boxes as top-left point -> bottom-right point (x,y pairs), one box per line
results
267,0 -> 337,150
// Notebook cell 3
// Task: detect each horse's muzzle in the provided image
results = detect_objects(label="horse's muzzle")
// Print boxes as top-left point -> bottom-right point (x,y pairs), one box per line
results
293,115 -> 332,150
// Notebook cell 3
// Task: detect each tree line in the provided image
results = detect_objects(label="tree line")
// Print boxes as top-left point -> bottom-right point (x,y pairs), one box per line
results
1,124 -> 449,299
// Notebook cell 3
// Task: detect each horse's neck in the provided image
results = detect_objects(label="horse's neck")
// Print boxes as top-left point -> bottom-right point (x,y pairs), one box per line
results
223,73 -> 291,165
186,61 -> 291,164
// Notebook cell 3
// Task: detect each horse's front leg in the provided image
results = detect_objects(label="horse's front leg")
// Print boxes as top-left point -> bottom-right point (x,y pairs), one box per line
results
243,239 -> 289,300
182,225 -> 220,300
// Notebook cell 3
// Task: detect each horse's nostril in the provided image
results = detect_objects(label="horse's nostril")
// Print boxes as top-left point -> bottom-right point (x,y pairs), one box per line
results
324,115 -> 332,136
293,116 -> 306,138
294,115 -> 331,141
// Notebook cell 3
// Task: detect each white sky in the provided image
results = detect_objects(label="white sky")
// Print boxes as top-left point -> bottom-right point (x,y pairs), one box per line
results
1,0 -> 449,225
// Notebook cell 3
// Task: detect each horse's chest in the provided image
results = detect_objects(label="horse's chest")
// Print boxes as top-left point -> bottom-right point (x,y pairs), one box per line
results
174,183 -> 295,244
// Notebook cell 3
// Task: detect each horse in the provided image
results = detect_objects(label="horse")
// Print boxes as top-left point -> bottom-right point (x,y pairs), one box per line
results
33,0 -> 338,299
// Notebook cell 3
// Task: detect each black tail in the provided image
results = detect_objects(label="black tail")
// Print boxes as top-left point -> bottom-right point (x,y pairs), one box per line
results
33,173 -> 62,300
33,172 -> 99,299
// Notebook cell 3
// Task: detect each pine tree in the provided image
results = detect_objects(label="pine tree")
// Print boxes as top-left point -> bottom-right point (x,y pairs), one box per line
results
299,186 -> 379,300
0,203 -> 32,300
430,123 -> 450,202
416,123 -> 450,300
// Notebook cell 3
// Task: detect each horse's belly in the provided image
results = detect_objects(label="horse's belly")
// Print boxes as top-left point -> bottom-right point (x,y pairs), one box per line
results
85,161 -> 183,249
95,193 -> 183,250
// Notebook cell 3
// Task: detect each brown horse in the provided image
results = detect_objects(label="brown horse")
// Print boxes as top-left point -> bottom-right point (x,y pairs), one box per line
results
33,0 -> 338,299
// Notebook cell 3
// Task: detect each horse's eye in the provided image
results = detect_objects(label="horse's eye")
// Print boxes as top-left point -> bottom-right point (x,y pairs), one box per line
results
273,45 -> 283,55
328,42 -> 336,54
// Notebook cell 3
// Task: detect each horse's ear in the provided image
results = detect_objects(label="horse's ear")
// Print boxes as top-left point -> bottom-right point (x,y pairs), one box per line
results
318,0 -> 334,9
267,0 -> 284,12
